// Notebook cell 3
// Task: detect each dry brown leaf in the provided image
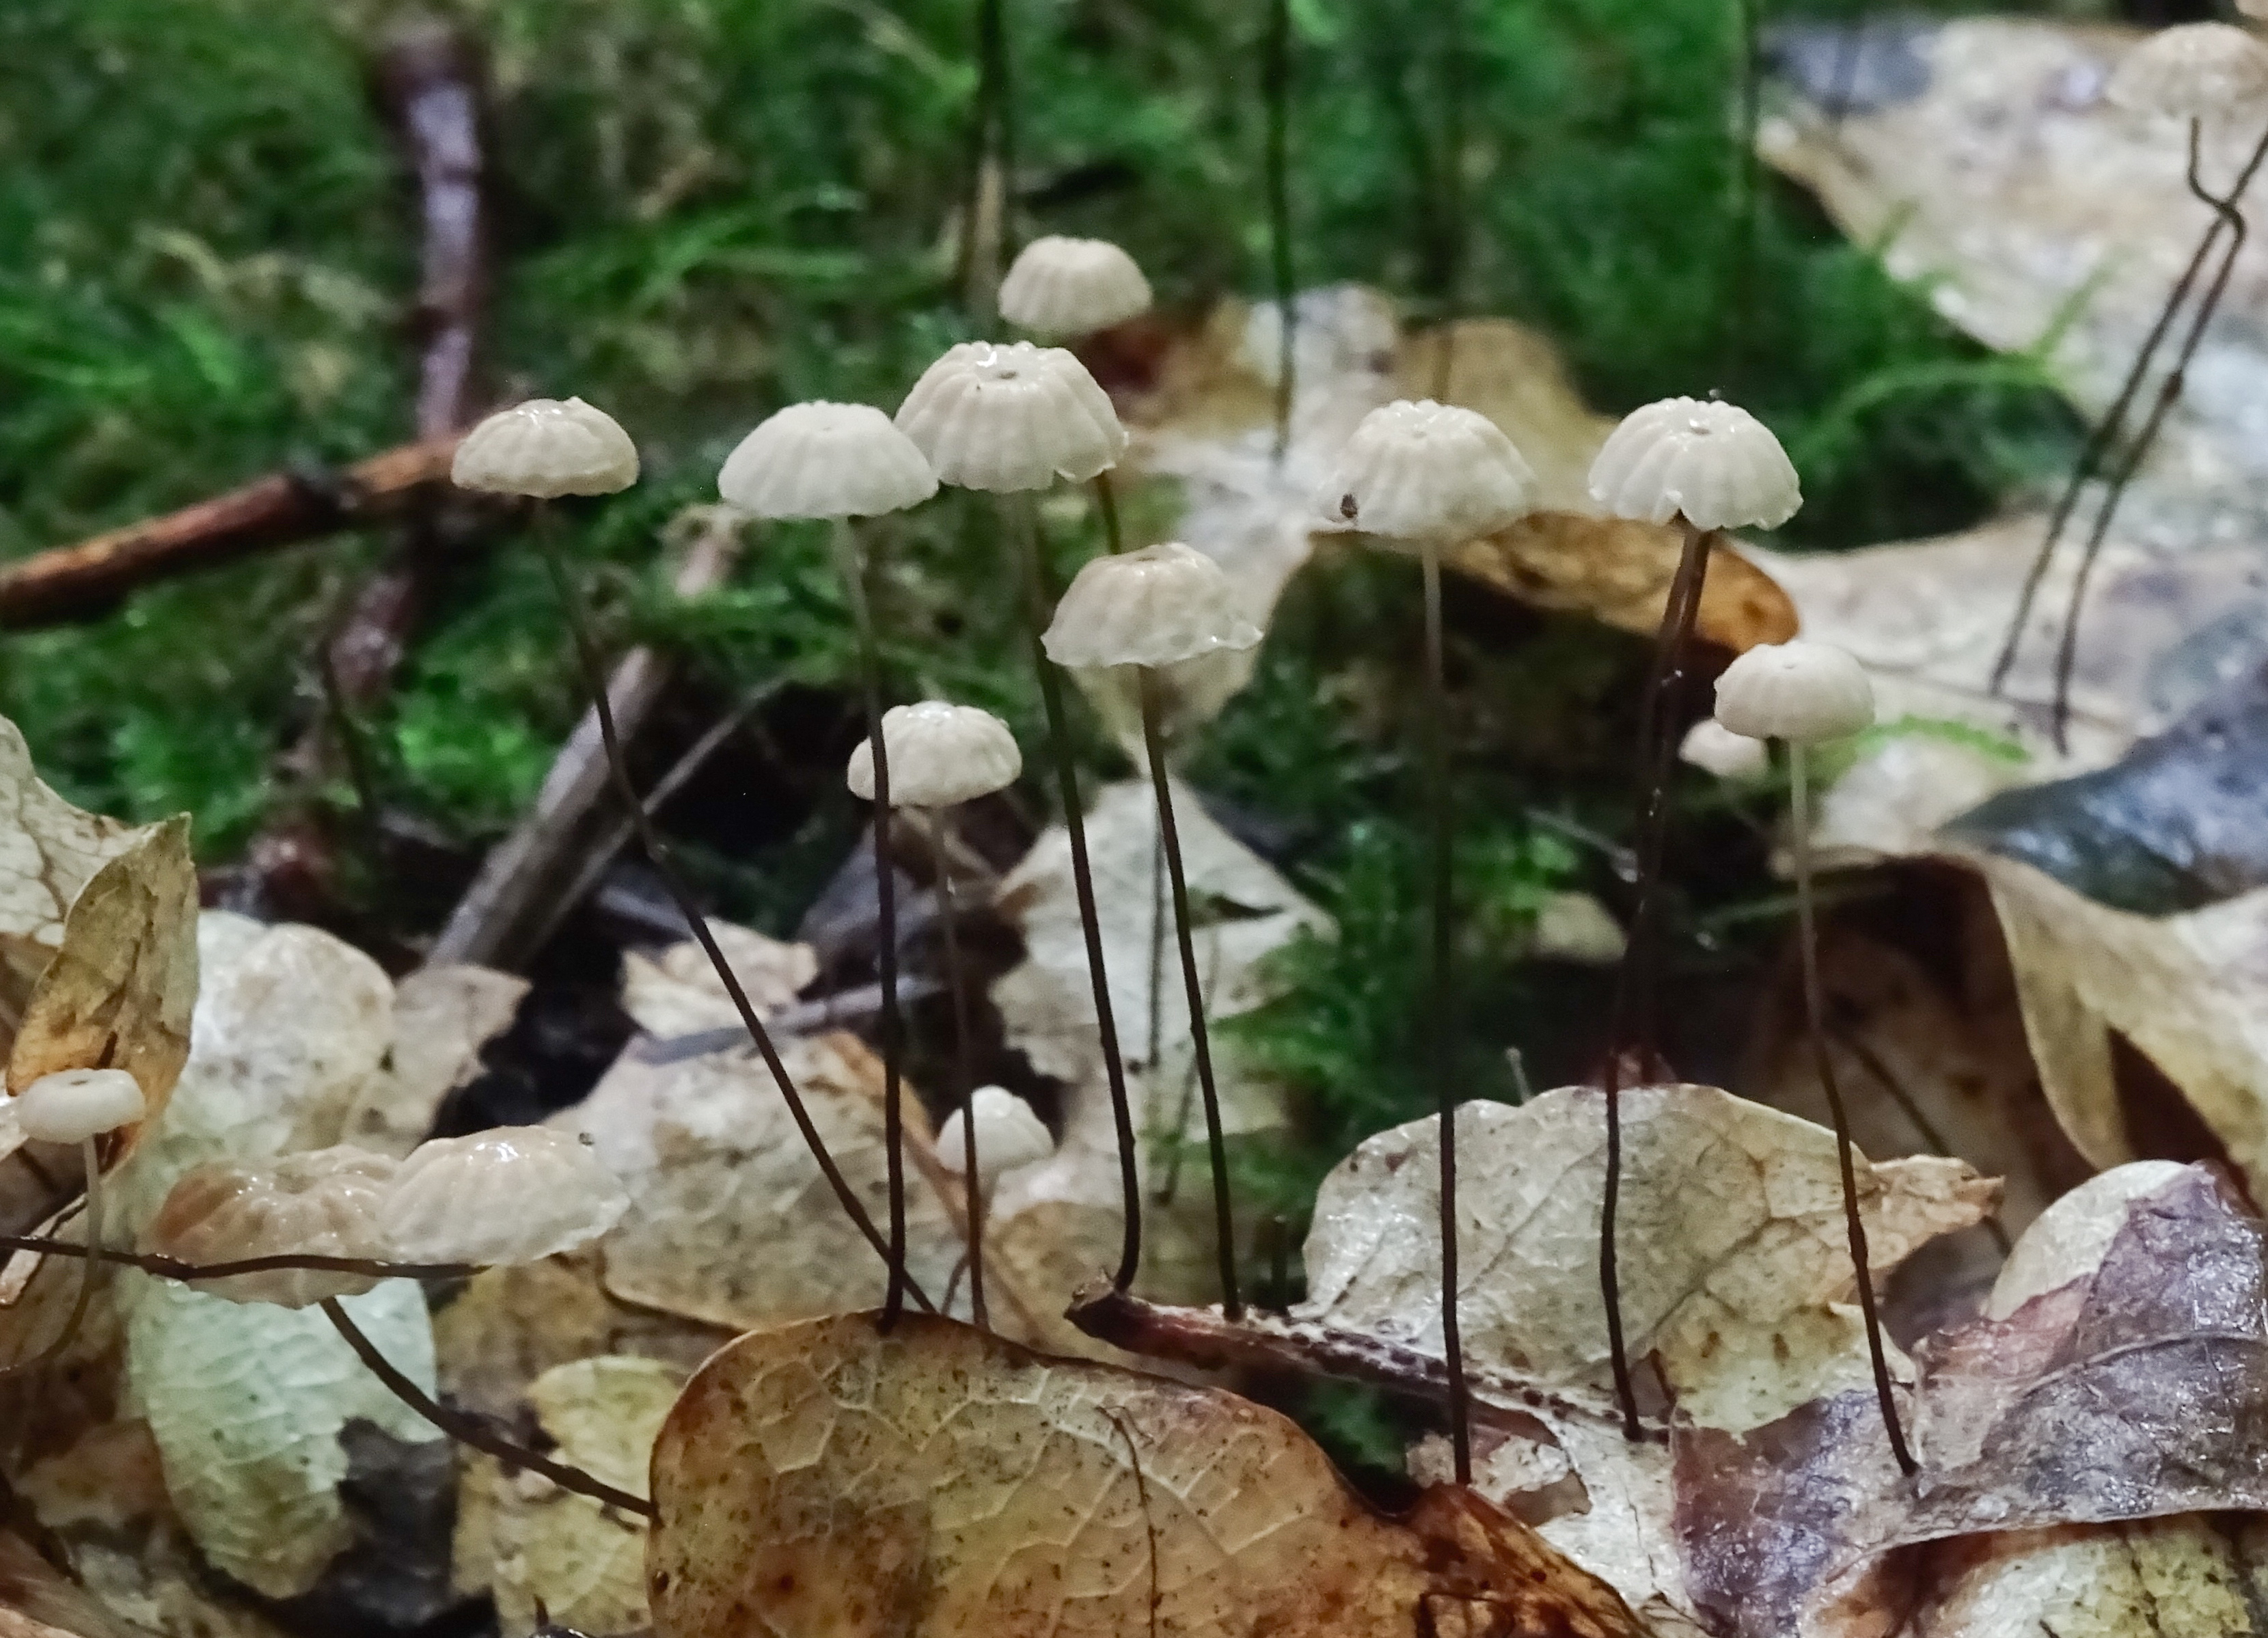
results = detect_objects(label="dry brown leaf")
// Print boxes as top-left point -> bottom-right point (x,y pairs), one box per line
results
474,1355 -> 679,1637
646,1312 -> 1649,1638
989,780 -> 1320,1313
0,717 -> 141,1022
344,963 -> 527,1157
620,920 -> 817,1037
5,816 -> 197,1154
1300,1084 -> 1995,1432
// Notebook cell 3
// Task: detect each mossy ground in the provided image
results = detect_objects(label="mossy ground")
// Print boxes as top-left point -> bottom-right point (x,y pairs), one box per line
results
3,0 -> 2094,1429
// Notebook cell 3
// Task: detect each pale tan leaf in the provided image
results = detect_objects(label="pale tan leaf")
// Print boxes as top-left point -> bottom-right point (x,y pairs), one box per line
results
646,1313 -> 1649,1638
344,963 -> 528,1158
1913,1518 -> 2268,1638
620,920 -> 816,1037
6,816 -> 197,1155
1299,1084 -> 1995,1432
0,716 -> 140,1020
480,1355 -> 679,1637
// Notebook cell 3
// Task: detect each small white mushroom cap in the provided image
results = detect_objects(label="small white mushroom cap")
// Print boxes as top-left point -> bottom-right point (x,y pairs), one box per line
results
1987,1162 -> 2191,1319
1587,396 -> 1799,532
450,397 -> 640,497
142,1147 -> 398,1307
998,236 -> 1153,338
1312,400 -> 1539,547
894,341 -> 1128,491
14,1067 -> 144,1144
2111,23 -> 2268,120
1679,716 -> 1772,781
717,401 -> 938,519
1714,640 -> 1875,744
847,701 -> 1022,808
379,1126 -> 630,1266
1042,541 -> 1263,670
936,1086 -> 1055,1186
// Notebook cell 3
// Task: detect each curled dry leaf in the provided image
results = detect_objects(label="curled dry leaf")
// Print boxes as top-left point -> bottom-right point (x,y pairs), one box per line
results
126,1274 -> 441,1598
1300,1084 -> 1995,1432
646,1312 -> 1649,1638
0,714 -> 140,1017
470,1355 -> 678,1637
621,920 -> 817,1037
6,815 -> 197,1158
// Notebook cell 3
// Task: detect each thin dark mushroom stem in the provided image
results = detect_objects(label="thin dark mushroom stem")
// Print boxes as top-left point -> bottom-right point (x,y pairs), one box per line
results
1787,743 -> 1915,1475
2049,141 -> 2250,754
1007,491 -> 1143,1289
1990,117 -> 2268,699
320,1296 -> 657,1520
1094,472 -> 1126,556
1136,666 -> 1240,1320
1418,545 -> 1470,1482
0,1235 -> 477,1283
927,813 -> 987,1328
0,1139 -> 103,1379
530,514 -> 931,1311
1598,514 -> 1715,1443
1263,0 -> 1297,459
832,519 -> 911,1330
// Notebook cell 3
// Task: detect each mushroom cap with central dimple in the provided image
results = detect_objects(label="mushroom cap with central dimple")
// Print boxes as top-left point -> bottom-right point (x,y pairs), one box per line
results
1587,396 -> 1799,532
1042,541 -> 1262,670
451,396 -> 640,498
1311,399 -> 1539,547
846,701 -> 1022,808
894,341 -> 1128,492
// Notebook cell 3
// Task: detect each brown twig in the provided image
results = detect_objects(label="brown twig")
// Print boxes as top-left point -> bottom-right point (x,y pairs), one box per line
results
0,1234 -> 477,1285
0,439 -> 461,631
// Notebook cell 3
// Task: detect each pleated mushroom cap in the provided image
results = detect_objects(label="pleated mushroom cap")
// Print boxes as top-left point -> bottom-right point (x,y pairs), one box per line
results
143,1147 -> 398,1308
451,397 -> 640,497
894,342 -> 1128,491
936,1086 -> 1056,1186
380,1127 -> 629,1266
1588,396 -> 1799,531
14,1067 -> 144,1144
1042,541 -> 1261,670
1713,640 -> 1874,744
846,701 -> 1022,808
717,401 -> 938,519
1313,399 -> 1539,547
2112,23 -> 2268,120
998,236 -> 1153,338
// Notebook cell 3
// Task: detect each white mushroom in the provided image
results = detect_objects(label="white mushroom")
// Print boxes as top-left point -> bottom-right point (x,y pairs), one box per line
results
450,397 -> 640,498
717,401 -> 938,519
1041,541 -> 1262,670
142,1147 -> 398,1307
998,236 -> 1153,338
14,1067 -> 144,1145
894,341 -> 1127,491
1714,639 -> 1875,745
936,1087 -> 1055,1188
1587,396 -> 1799,532
1311,399 -> 1538,547
846,701 -> 1022,808
379,1126 -> 630,1267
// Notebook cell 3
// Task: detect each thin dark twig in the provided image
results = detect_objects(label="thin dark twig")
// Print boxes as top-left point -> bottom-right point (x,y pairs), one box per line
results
1419,549 -> 1468,1482
1790,746 -> 1914,1475
930,816 -> 987,1328
531,520 -> 929,1309
1102,1409 -> 1162,1638
1153,921 -> 1220,1208
320,1296 -> 657,1520
1264,0 -> 1297,459
2049,139 -> 2250,753
1095,474 -> 1125,557
1010,493 -> 1141,1288
834,520 -> 911,1330
0,1235 -> 476,1283
1991,118 -> 2268,697
1598,516 -> 1714,1443
1138,668 -> 1240,1319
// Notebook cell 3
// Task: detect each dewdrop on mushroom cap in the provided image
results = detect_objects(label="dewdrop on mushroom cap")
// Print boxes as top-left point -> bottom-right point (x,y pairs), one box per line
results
846,701 -> 1022,808
379,1126 -> 629,1267
2110,23 -> 2268,121
718,401 -> 938,519
937,1087 -> 1055,1187
1588,396 -> 1799,531
1313,400 -> 1538,545
451,397 -> 640,497
998,236 -> 1153,338
1042,541 -> 1262,670
1714,639 -> 1874,744
14,1067 -> 144,1145
143,1147 -> 398,1308
1680,716 -> 1771,782
894,341 -> 1128,492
